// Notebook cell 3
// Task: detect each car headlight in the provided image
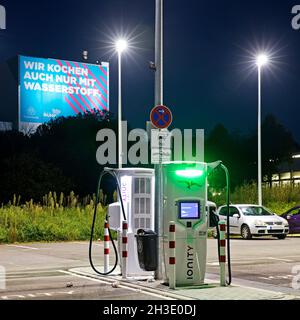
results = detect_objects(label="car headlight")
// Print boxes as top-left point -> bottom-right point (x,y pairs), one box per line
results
254,220 -> 267,226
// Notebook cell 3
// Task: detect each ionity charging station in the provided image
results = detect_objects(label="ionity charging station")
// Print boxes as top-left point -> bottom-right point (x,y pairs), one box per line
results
89,161 -> 232,289
161,162 -> 208,287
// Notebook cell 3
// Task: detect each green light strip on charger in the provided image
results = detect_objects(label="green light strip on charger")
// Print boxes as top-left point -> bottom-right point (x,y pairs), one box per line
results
175,169 -> 204,178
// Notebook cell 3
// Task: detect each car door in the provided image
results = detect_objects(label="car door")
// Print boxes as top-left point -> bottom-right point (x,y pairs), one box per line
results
291,214 -> 300,233
229,206 -> 240,234
287,208 -> 300,233
218,206 -> 239,234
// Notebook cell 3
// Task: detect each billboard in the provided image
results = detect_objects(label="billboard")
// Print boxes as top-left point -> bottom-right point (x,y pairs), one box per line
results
19,55 -> 109,130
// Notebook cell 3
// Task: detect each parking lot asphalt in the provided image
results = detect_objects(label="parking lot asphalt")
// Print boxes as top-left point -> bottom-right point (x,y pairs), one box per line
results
0,237 -> 300,299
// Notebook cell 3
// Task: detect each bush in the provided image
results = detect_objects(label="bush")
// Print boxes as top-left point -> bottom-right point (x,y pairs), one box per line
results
210,183 -> 300,214
0,192 -> 106,244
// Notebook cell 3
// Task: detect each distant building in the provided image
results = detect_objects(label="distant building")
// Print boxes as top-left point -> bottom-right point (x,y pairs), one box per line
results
271,153 -> 300,186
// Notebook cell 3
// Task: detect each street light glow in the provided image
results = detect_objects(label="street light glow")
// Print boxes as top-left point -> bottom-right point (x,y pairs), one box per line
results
256,54 -> 268,67
115,39 -> 128,53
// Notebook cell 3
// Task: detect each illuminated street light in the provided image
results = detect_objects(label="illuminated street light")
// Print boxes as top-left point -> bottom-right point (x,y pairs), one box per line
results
115,39 -> 128,168
115,39 -> 128,54
256,53 -> 269,206
256,54 -> 268,67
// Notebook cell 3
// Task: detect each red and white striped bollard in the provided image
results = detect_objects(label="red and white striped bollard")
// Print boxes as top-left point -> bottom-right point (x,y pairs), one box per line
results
219,220 -> 226,286
169,221 -> 176,289
104,220 -> 110,273
122,220 -> 128,279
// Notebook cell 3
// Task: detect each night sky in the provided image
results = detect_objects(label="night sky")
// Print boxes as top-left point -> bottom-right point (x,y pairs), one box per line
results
0,0 -> 300,142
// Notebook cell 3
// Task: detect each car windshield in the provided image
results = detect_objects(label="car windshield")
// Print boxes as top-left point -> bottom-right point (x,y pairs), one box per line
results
240,206 -> 274,216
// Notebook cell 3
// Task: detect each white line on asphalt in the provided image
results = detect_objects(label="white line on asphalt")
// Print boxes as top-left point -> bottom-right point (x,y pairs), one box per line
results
208,256 -> 295,265
6,245 -> 39,250
58,270 -> 175,300
73,242 -> 103,247
207,262 -> 219,266
259,275 -> 293,280
1,291 -> 74,300
267,257 -> 294,262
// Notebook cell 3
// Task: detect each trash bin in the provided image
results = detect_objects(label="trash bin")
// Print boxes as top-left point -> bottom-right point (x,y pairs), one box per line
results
135,229 -> 158,271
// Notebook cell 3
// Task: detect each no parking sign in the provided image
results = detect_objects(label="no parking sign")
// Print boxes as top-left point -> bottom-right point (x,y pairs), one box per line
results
150,105 -> 173,129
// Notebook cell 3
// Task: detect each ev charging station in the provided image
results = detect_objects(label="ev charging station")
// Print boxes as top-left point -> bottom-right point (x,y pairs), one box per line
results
161,162 -> 208,287
89,160 -> 231,289
108,168 -> 155,278
88,0 -> 232,291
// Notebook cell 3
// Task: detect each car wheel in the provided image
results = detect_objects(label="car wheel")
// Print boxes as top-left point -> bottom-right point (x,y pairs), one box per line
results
241,225 -> 252,239
275,234 -> 287,240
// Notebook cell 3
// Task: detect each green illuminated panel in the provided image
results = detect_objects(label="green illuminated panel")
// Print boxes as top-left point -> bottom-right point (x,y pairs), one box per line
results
175,169 -> 204,178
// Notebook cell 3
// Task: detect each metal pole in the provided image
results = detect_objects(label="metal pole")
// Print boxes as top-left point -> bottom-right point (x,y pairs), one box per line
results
258,66 -> 262,206
155,0 -> 163,105
154,0 -> 164,281
118,51 -> 122,169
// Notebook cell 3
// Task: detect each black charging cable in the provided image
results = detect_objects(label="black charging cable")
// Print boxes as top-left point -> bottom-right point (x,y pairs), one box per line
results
89,169 -> 127,276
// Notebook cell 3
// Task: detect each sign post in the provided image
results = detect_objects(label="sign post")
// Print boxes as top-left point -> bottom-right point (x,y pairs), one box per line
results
154,0 -> 164,281
150,105 -> 172,165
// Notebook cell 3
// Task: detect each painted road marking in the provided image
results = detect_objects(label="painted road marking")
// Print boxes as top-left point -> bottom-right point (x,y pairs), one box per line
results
259,275 -> 294,281
6,245 -> 39,250
267,257 -> 294,262
208,256 -> 295,265
73,241 -> 102,247
58,270 -> 177,300
1,291 -> 74,300
207,262 -> 219,266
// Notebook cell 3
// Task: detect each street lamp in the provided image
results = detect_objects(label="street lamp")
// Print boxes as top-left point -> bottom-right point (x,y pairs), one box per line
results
115,39 -> 128,169
256,53 -> 268,206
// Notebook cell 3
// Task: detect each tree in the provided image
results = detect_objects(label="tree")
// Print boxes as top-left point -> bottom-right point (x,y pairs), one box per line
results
0,152 -> 73,202
261,114 -> 299,185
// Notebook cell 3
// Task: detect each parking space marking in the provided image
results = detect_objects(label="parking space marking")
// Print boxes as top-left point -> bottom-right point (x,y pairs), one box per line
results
73,242 -> 103,247
208,256 -> 295,266
207,262 -> 219,266
6,245 -> 39,250
1,290 -> 74,300
267,257 -> 294,262
58,270 -> 176,300
259,275 -> 293,281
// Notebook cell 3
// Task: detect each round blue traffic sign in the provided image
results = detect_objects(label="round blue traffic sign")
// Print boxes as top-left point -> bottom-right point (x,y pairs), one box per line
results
150,105 -> 173,129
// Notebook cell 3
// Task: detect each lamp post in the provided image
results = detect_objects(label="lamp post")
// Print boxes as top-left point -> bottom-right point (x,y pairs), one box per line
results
154,0 -> 164,281
115,39 -> 128,169
256,53 -> 268,206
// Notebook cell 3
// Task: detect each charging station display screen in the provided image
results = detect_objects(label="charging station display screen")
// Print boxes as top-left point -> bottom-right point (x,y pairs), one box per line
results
179,201 -> 200,219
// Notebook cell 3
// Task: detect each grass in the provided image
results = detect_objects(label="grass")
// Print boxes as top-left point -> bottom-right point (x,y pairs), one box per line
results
0,192 -> 107,244
1,184 -> 299,243
211,183 -> 300,214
